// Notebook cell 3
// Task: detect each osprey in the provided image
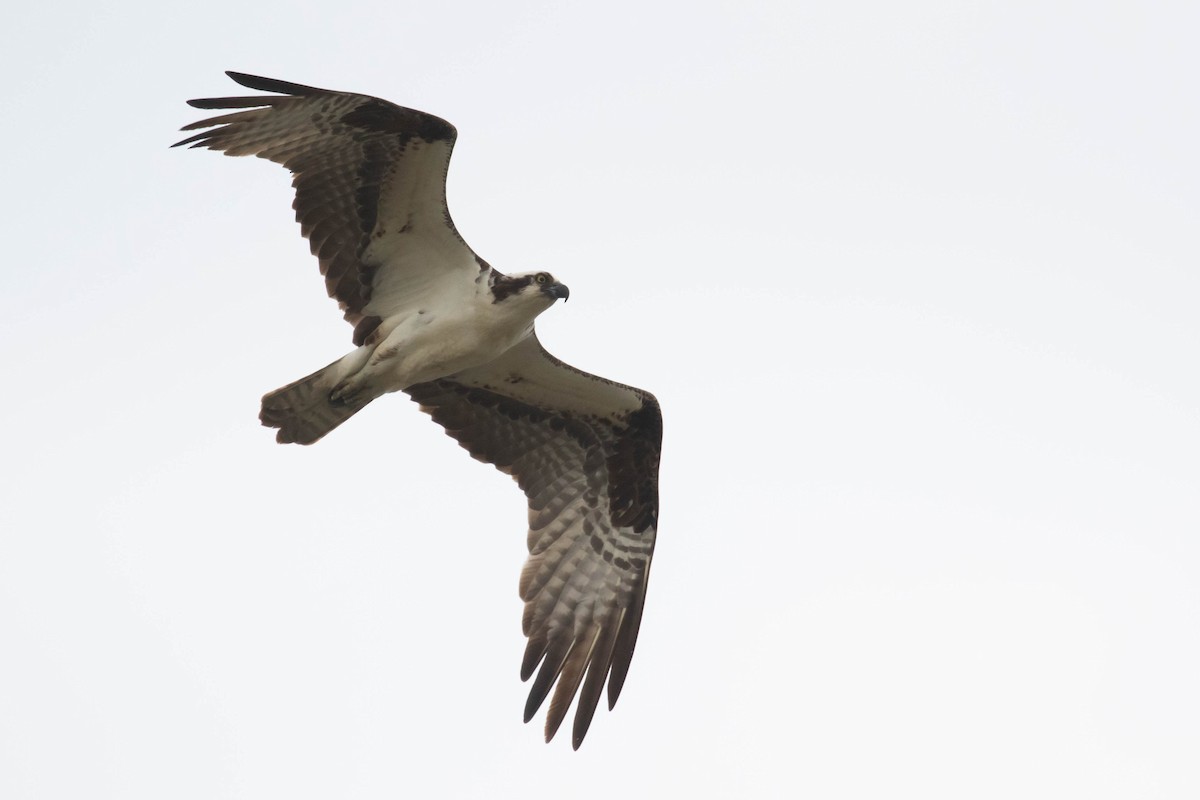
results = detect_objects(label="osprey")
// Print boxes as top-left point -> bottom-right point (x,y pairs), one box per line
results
175,73 -> 661,748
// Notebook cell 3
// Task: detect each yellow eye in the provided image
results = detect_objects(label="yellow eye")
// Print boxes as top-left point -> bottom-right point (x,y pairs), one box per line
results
536,274 -> 548,284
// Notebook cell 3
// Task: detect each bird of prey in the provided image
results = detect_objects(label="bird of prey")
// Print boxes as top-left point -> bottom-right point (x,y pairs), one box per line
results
174,72 -> 662,748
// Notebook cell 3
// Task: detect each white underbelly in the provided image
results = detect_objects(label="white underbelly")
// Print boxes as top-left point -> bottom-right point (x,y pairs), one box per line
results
365,310 -> 531,390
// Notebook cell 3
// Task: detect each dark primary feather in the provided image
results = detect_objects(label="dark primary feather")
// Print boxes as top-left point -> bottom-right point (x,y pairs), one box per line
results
406,347 -> 661,749
174,72 -> 465,345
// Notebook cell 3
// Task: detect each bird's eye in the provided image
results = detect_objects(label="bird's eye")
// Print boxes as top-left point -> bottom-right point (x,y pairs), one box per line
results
536,274 -> 548,284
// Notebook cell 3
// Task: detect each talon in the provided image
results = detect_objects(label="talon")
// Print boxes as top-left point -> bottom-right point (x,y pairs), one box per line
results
329,381 -> 357,406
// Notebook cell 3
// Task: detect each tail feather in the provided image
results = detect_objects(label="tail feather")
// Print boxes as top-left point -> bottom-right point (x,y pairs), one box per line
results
260,359 -> 372,445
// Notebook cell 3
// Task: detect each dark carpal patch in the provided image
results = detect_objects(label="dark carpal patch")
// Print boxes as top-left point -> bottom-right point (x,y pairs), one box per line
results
606,399 -> 663,533
341,99 -> 456,143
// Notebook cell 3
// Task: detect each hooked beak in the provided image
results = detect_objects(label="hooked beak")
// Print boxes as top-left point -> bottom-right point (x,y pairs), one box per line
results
543,282 -> 570,302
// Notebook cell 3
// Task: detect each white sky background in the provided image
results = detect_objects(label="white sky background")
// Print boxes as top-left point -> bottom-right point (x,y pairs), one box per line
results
1,0 -> 1197,797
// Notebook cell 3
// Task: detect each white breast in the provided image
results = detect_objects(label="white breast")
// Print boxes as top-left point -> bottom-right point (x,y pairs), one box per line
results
363,285 -> 549,392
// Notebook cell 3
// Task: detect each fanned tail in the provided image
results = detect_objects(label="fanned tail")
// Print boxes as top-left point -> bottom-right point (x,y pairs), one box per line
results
260,357 -> 372,445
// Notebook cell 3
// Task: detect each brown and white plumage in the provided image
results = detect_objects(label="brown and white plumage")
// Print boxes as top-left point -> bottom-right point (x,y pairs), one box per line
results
408,336 -> 660,747
176,72 -> 468,348
175,72 -> 662,747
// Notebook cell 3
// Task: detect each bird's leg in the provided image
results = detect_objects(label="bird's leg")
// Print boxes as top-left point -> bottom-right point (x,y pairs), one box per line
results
329,376 -> 369,406
330,339 -> 404,405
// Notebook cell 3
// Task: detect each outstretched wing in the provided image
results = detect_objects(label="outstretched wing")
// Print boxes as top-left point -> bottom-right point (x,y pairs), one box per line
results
406,335 -> 661,749
174,72 -> 484,346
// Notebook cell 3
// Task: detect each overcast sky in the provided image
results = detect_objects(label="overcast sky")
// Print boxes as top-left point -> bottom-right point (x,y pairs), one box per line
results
2,1 -> 1198,797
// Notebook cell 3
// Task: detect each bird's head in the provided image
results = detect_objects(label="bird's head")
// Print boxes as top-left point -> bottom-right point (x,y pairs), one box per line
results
490,271 -> 570,306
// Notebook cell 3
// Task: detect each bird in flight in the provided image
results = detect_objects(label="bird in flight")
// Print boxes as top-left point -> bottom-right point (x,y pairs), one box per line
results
175,72 -> 662,748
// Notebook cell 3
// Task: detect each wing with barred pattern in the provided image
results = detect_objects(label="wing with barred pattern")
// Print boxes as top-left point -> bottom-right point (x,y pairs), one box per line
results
406,335 -> 661,748
174,72 -> 483,346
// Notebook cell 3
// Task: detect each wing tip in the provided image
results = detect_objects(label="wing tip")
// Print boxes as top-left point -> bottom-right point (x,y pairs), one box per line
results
170,130 -> 208,149
180,72 -> 327,116
224,70 -> 326,96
